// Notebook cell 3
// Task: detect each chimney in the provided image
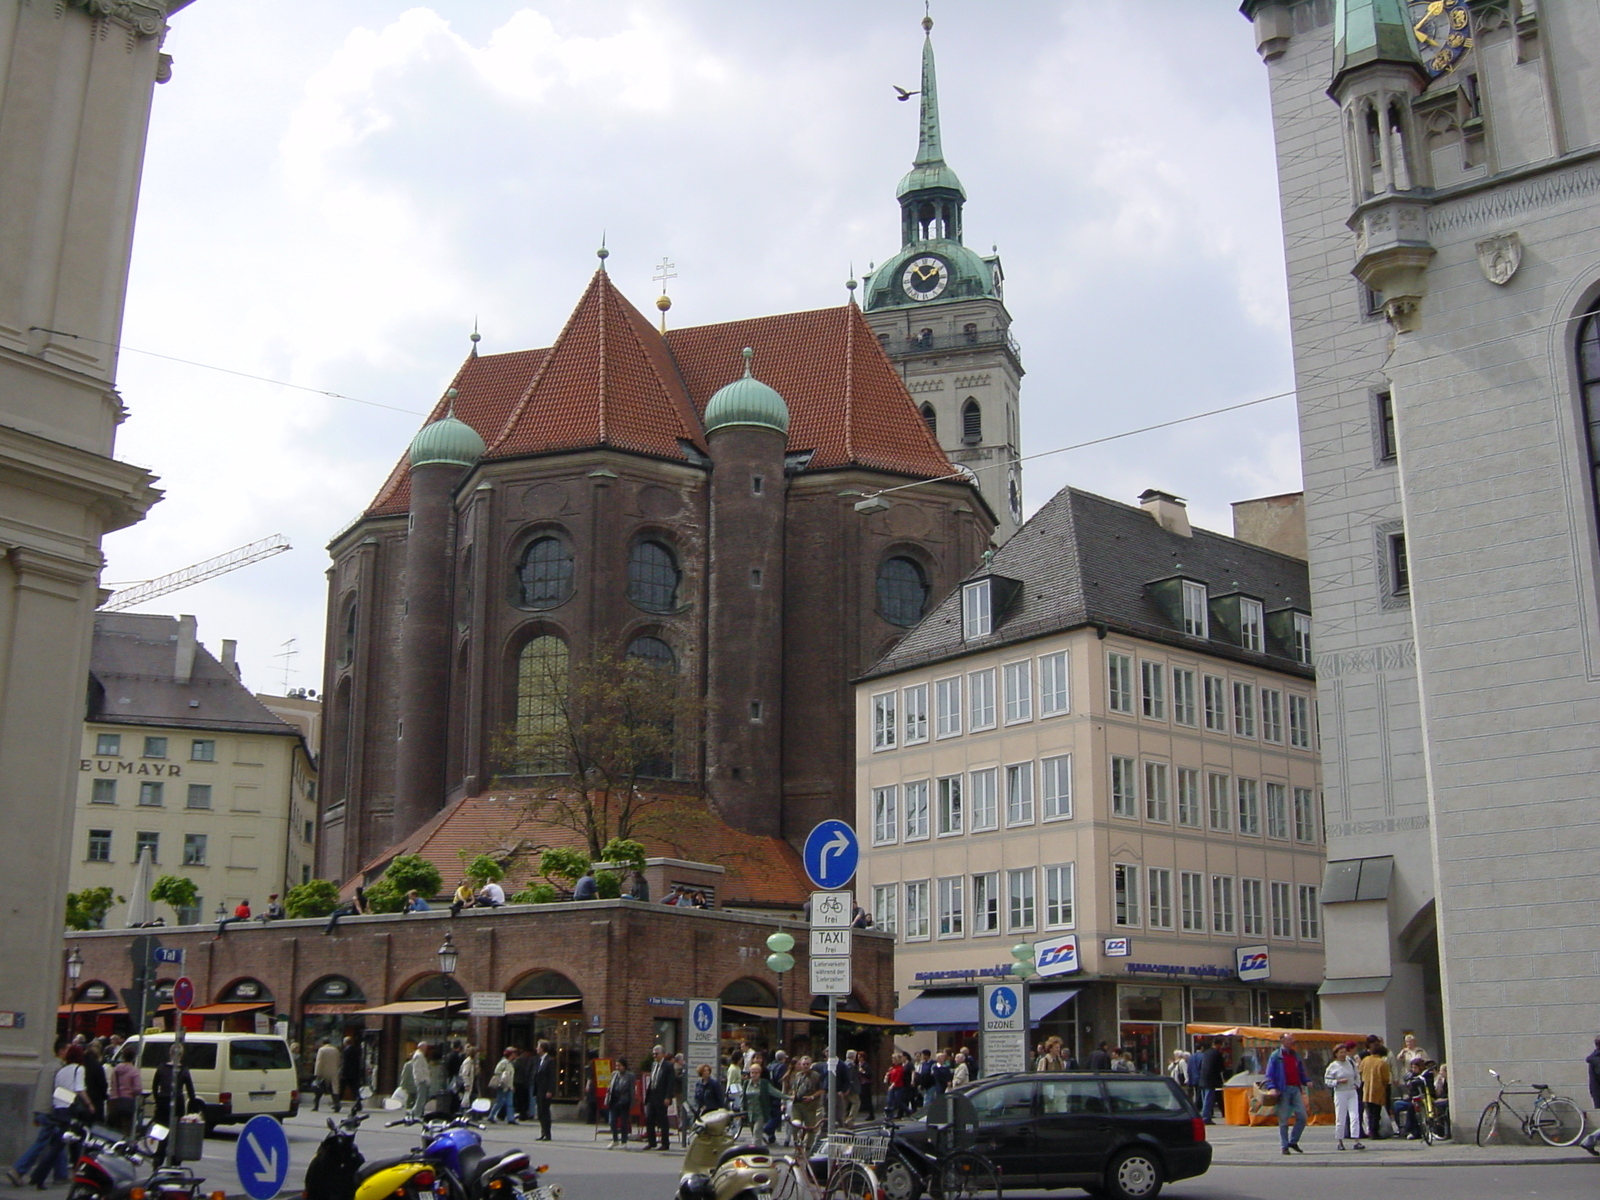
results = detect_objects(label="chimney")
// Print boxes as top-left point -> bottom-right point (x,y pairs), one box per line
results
174,614 -> 198,684
1139,489 -> 1192,538
221,639 -> 239,679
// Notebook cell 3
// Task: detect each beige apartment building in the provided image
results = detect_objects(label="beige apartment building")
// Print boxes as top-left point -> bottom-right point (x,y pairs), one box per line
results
71,614 -> 316,926
856,487 -> 1327,1072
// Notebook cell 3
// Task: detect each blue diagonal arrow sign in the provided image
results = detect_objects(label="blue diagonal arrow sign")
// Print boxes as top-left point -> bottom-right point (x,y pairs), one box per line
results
237,1115 -> 289,1200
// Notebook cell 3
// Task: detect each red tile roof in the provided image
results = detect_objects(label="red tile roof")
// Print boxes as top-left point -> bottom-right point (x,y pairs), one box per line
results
364,273 -> 958,518
352,790 -> 811,909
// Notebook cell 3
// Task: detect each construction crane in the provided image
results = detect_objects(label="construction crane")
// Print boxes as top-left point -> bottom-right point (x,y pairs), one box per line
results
99,534 -> 292,612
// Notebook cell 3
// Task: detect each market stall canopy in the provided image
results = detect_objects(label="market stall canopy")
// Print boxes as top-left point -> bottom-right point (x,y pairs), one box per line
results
1185,1023 -> 1366,1042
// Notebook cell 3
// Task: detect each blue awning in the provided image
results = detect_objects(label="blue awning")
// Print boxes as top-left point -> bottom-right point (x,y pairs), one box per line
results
893,987 -> 1080,1031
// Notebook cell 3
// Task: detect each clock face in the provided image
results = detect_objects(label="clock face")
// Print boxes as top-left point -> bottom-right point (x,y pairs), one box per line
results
902,255 -> 950,301
1410,0 -> 1472,77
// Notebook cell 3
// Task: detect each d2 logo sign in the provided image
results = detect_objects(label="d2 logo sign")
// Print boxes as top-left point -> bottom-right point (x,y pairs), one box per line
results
1033,934 -> 1079,977
1235,945 -> 1271,982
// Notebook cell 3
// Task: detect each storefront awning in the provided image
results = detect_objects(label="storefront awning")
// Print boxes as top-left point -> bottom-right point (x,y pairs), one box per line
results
815,1010 -> 906,1027
1185,1023 -> 1366,1042
504,999 -> 582,1015
356,1000 -> 468,1016
724,1004 -> 818,1023
894,987 -> 1079,1031
58,1004 -> 116,1016
183,1002 -> 272,1016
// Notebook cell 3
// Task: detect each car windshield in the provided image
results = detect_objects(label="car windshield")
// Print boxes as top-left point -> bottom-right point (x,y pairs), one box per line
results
230,1040 -> 292,1070
969,1081 -> 1035,1119
1103,1079 -> 1187,1115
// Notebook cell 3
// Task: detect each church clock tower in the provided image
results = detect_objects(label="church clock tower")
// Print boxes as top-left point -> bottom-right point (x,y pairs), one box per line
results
862,14 -> 1024,540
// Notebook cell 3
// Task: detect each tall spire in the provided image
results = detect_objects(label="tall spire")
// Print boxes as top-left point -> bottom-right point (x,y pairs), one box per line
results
913,14 -> 945,172
896,12 -> 965,245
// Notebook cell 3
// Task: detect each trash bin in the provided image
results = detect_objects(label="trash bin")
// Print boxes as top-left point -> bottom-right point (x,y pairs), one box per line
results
170,1119 -> 205,1163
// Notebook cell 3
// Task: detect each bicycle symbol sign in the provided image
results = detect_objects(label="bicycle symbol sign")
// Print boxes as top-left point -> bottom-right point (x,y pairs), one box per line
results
692,1002 -> 715,1032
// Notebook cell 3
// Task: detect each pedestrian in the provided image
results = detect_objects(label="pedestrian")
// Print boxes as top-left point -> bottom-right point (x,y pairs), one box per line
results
23,1045 -> 89,1186
789,1056 -> 824,1146
1110,1047 -> 1135,1073
1035,1036 -> 1065,1073
692,1062 -> 726,1126
950,1050 -> 969,1090
82,1044 -> 107,1122
883,1052 -> 909,1119
606,1056 -> 636,1146
1582,1036 -> 1600,1154
457,1042 -> 479,1104
406,1042 -> 435,1119
532,1040 -> 556,1141
724,1053 -> 744,1118
512,1042 -> 534,1121
1166,1048 -> 1189,1089
1263,1032 -> 1309,1154
489,1048 -> 518,1123
1323,1043 -> 1364,1150
150,1044 -> 197,1167
1197,1037 -> 1227,1122
1359,1041 -> 1392,1140
1087,1041 -> 1112,1071
339,1034 -> 363,1108
642,1045 -> 676,1151
1395,1033 -> 1427,1074
313,1039 -> 341,1111
744,1060 -> 784,1142
106,1042 -> 142,1136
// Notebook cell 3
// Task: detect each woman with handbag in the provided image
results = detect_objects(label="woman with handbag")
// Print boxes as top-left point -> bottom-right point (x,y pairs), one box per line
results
1324,1043 -> 1364,1150
107,1043 -> 143,1136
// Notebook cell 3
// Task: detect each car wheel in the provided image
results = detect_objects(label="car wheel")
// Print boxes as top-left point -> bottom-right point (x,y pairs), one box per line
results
881,1158 -> 923,1200
1103,1149 -> 1163,1200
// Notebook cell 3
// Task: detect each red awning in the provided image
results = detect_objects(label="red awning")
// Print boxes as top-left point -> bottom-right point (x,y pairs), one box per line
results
182,1002 -> 272,1016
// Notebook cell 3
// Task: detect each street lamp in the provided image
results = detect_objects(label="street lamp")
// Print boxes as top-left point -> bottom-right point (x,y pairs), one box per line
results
64,946 -> 83,1039
1010,943 -> 1037,1074
437,931 -> 461,1028
765,931 -> 795,1062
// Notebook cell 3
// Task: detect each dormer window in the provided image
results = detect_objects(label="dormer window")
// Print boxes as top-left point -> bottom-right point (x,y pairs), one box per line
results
962,579 -> 992,640
1292,613 -> 1312,665
1239,598 -> 1265,653
1181,581 -> 1209,638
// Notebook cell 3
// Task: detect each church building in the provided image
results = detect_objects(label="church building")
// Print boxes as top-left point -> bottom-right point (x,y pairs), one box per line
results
315,24 -> 1006,883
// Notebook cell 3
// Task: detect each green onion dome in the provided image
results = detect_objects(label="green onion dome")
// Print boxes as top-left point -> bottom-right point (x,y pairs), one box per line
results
703,348 -> 790,436
408,392 -> 485,468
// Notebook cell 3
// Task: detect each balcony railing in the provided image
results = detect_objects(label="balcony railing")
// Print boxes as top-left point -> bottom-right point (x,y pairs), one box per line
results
878,327 -> 1021,357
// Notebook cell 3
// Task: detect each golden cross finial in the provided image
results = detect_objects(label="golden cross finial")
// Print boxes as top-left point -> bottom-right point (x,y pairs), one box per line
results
653,257 -> 677,333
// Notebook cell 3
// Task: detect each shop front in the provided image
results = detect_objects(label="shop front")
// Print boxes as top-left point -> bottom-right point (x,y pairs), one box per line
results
893,984 -> 1081,1075
502,970 -> 585,1101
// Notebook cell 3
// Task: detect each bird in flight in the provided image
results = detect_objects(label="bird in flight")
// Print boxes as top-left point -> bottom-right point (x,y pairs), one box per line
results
893,85 -> 919,101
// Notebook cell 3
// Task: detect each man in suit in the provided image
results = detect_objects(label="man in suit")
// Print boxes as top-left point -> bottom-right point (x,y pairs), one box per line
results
532,1040 -> 556,1140
643,1044 -> 676,1151
511,1043 -> 535,1122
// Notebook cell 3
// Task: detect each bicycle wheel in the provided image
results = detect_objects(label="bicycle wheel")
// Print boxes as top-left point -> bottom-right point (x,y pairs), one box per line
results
1418,1102 -> 1434,1146
937,1151 -> 1001,1200
1475,1101 -> 1501,1147
825,1161 -> 881,1200
1531,1096 -> 1585,1146
768,1158 -> 804,1200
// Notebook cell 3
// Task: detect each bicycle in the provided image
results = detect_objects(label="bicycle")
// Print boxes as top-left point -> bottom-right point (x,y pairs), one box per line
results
1475,1069 -> 1586,1147
767,1123 -> 881,1200
823,1119 -> 1001,1200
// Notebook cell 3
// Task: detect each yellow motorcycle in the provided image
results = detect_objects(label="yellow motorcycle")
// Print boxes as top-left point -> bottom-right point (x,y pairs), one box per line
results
678,1110 -> 780,1200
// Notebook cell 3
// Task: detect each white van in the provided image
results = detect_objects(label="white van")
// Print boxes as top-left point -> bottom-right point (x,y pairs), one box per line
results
135,1033 -> 300,1132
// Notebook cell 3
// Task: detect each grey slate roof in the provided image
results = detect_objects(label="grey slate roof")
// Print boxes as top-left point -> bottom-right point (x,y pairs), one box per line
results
864,486 -> 1314,681
88,613 -> 300,737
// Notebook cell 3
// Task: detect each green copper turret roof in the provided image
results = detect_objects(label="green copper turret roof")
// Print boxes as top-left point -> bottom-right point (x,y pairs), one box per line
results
897,18 -> 965,200
1330,0 -> 1426,92
409,394 -> 486,468
704,348 -> 790,437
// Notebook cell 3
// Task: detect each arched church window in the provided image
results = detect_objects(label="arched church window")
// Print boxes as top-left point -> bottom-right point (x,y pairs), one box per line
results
878,557 -> 930,627
628,539 -> 680,613
1575,304 -> 1600,536
920,403 -> 937,436
514,635 -> 568,773
963,323 -> 978,343
518,536 -> 574,609
1009,474 -> 1023,521
626,636 -> 676,671
625,636 -> 677,777
337,599 -> 357,667
962,398 -> 983,444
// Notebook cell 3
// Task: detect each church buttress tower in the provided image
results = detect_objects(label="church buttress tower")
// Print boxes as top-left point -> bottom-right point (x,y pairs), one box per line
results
862,14 -> 1024,540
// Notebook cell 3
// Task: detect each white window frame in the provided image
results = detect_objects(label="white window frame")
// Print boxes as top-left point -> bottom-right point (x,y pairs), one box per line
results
1181,580 -> 1209,637
1143,760 -> 1170,823
1293,787 -> 1318,843
1110,755 -> 1138,818
138,781 -> 163,807
937,876 -> 965,938
1140,660 -> 1166,720
182,832 -> 207,867
1005,762 -> 1035,826
1044,863 -> 1075,929
972,872 -> 1000,935
1241,877 -> 1265,937
872,883 -> 898,936
1179,870 -> 1205,932
1147,866 -> 1174,930
871,785 -> 899,846
1107,652 -> 1134,714
1003,660 -> 1033,724
1113,863 -> 1141,927
91,778 -> 116,805
186,783 -> 212,810
1041,754 -> 1072,820
1175,767 -> 1201,828
1298,884 -> 1322,940
1260,688 -> 1284,744
904,780 -> 930,841
903,684 -> 929,745
1288,694 -> 1312,749
968,668 -> 997,731
1270,881 -> 1294,939
1265,781 -> 1288,840
1232,681 -> 1256,738
1203,675 -> 1227,732
969,767 -> 999,832
1293,612 -> 1313,665
1171,667 -> 1197,726
1207,772 -> 1231,832
935,676 -> 962,738
1007,868 -> 1036,932
962,579 -> 992,640
1211,874 -> 1236,935
905,880 -> 931,940
936,775 -> 964,836
1039,651 -> 1070,716
1237,777 -> 1261,836
872,691 -> 898,750
1239,597 -> 1265,653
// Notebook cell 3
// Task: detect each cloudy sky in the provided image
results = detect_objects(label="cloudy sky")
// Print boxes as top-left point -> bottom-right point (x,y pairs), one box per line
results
107,1 -> 1296,692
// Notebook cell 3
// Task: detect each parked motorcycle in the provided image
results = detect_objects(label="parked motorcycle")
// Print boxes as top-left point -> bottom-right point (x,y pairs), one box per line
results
678,1109 -> 779,1200
65,1120 -> 219,1200
377,1098 -> 554,1200
304,1110 -> 370,1200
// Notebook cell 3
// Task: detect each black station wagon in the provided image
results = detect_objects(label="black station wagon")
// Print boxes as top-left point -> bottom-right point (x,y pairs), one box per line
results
894,1072 -> 1212,1200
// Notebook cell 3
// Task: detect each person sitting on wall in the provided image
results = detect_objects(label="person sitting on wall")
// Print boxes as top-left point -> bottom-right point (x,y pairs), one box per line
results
403,890 -> 430,913
264,894 -> 286,921
450,881 -> 476,917
572,870 -> 598,901
475,879 -> 505,907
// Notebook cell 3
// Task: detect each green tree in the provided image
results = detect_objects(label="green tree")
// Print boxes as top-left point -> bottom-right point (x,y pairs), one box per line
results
363,878 -> 403,914
509,882 -> 557,904
284,879 -> 342,918
64,886 -> 120,931
538,848 -> 590,891
462,854 -> 506,885
149,875 -> 200,922
600,838 -> 647,871
362,854 -> 445,914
